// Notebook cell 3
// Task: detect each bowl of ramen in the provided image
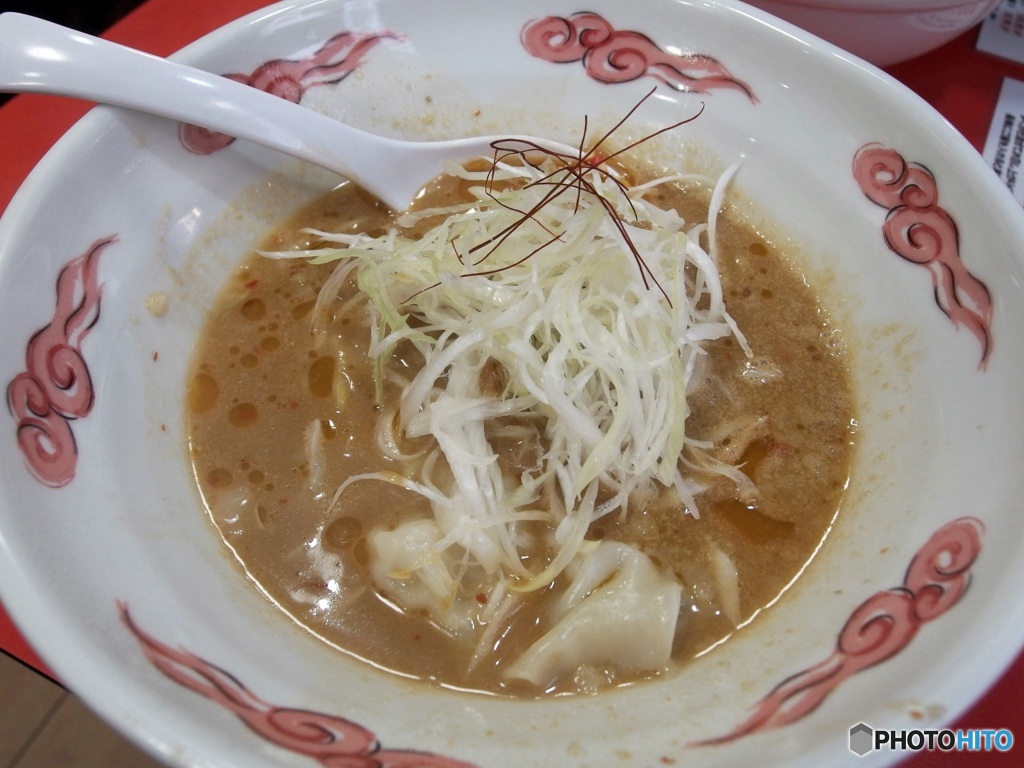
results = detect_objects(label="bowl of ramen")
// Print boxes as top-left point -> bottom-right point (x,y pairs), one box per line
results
1,0 -> 1023,766
744,0 -> 1001,67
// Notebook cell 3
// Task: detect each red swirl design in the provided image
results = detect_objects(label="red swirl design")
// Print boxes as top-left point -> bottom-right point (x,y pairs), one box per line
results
7,237 -> 112,487
836,589 -> 919,663
119,603 -> 478,768
180,30 -> 398,155
699,517 -> 984,745
853,144 -> 993,369
521,13 -> 755,102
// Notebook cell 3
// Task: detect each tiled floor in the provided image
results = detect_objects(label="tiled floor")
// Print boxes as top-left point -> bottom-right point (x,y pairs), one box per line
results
0,651 -> 165,768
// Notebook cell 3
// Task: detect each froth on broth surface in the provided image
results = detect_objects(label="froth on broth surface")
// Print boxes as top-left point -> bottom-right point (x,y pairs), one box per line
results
187,170 -> 854,697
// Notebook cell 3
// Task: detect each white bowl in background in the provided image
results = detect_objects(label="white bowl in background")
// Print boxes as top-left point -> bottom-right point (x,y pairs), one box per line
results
745,0 -> 1000,67
1,1 -> 1023,766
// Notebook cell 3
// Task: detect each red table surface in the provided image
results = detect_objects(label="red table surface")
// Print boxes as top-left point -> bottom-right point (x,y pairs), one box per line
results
1,0 -> 1023,763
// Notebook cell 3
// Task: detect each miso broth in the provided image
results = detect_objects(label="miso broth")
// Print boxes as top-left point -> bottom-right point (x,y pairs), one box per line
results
187,170 -> 854,697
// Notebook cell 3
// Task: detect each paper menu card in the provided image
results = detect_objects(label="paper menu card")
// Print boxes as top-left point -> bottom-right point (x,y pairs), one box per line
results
978,0 -> 1024,64
982,77 -> 1024,207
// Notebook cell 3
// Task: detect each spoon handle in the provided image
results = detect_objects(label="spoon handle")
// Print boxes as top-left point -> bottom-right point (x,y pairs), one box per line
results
0,12 -> 428,207
0,13 -> 578,210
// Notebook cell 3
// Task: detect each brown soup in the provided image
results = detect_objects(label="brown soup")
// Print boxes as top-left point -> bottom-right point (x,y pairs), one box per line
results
187,171 -> 854,697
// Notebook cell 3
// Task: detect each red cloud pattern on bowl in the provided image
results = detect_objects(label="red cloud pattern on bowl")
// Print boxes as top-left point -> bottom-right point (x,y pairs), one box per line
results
854,144 -> 993,369
179,30 -> 398,156
699,517 -> 984,745
6,236 -> 114,487
521,12 -> 756,102
119,603 -> 479,768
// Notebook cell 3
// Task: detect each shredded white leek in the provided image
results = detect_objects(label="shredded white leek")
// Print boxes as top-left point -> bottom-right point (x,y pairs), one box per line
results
266,154 -> 749,591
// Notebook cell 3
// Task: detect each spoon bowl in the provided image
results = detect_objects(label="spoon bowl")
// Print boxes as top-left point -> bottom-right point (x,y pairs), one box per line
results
0,12 -> 576,210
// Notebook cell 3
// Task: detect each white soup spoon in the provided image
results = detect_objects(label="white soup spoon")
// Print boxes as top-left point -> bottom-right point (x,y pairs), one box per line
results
0,12 -> 578,210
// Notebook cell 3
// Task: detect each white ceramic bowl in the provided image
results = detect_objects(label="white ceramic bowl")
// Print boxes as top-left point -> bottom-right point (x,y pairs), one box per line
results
745,0 -> 1000,67
2,1 -> 1024,766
